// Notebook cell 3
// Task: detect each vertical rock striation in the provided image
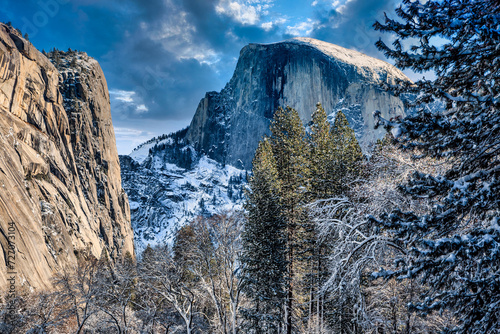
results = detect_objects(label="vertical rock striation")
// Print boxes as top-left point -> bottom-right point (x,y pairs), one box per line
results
0,23 -> 134,290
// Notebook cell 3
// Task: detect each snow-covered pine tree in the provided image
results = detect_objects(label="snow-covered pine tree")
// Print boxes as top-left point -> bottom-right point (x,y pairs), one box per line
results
241,139 -> 287,333
372,0 -> 500,332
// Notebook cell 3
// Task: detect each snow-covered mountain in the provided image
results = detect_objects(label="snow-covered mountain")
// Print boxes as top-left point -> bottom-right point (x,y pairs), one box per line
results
185,37 -> 410,169
121,131 -> 247,254
121,37 -> 412,254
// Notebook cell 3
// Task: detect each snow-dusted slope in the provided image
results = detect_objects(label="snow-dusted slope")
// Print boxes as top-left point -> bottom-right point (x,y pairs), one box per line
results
121,139 -> 247,255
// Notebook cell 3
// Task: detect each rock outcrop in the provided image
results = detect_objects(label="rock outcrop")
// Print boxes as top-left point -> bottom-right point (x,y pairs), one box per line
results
0,23 -> 134,290
185,37 -> 410,168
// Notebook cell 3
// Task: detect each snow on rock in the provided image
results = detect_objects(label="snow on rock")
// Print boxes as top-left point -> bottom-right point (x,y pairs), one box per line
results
129,143 -> 155,164
286,37 -> 409,82
120,142 -> 247,256
130,137 -> 175,164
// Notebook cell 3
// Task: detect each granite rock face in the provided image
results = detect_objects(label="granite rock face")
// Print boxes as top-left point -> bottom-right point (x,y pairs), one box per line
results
185,37 -> 410,169
0,23 -> 134,290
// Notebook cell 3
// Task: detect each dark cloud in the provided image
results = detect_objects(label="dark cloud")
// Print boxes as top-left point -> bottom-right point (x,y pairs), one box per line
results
0,0 -> 407,154
306,0 -> 398,59
98,0 -> 285,128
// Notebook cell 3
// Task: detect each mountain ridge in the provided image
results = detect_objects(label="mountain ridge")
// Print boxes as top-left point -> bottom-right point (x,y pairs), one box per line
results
247,37 -> 409,82
183,37 -> 410,168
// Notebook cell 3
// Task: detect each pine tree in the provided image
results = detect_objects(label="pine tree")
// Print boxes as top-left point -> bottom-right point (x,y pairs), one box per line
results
309,104 -> 363,198
241,139 -> 287,333
52,48 -> 61,68
309,103 -> 335,199
330,110 -> 363,195
303,103 -> 333,332
372,1 -> 500,333
243,105 -> 364,332
269,106 -> 310,334
307,104 -> 363,331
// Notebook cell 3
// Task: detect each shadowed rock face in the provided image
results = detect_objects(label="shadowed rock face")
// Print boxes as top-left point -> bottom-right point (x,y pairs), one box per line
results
0,23 -> 134,290
185,37 -> 409,169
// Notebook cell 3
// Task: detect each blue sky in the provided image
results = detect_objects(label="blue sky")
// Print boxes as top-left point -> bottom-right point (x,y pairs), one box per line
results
1,0 -> 407,154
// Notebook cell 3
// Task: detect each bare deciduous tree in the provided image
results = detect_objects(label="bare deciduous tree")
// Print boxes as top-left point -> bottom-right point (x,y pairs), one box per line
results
172,212 -> 245,334
310,139 -> 454,333
140,244 -> 201,334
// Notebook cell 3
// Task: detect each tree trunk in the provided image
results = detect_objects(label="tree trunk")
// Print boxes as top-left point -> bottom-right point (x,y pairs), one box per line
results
287,245 -> 293,334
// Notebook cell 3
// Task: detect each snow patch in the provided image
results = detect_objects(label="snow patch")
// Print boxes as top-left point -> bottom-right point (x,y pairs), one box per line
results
122,149 -> 248,256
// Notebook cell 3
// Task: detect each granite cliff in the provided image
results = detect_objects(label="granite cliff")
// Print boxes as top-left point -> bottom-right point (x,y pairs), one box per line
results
122,38 -> 411,253
185,37 -> 410,169
0,23 -> 134,290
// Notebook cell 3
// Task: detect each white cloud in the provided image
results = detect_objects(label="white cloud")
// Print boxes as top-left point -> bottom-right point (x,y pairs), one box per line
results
138,2 -> 220,65
181,48 -> 220,65
136,104 -> 149,113
261,21 -> 274,31
275,17 -> 287,25
286,19 -> 317,37
114,127 -> 151,137
311,0 -> 340,7
332,0 -> 341,8
215,0 -> 275,25
110,90 -> 150,116
334,0 -> 355,14
109,90 -> 136,103
261,17 -> 287,31
216,0 -> 259,25
148,11 -> 194,42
